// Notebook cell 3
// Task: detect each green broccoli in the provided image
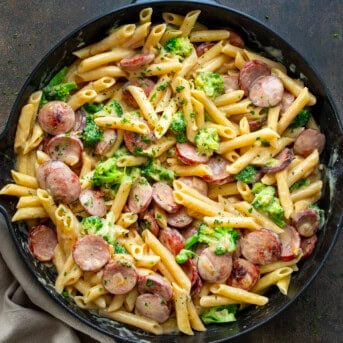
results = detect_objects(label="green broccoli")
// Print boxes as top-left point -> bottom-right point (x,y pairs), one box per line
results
235,165 -> 259,184
289,178 -> 310,192
200,305 -> 238,324
185,223 -> 240,255
114,242 -> 128,254
170,111 -> 188,143
175,249 -> 197,264
142,158 -> 175,183
309,204 -> 325,229
83,102 -> 104,114
289,108 -> 311,128
80,215 -> 103,233
194,71 -> 224,98
252,182 -> 285,227
81,115 -> 104,147
103,99 -> 123,116
194,128 -> 219,157
165,37 -> 193,60
92,158 -> 126,187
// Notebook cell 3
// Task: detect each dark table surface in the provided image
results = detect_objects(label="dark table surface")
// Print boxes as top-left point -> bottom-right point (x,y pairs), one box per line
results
0,1 -> 342,342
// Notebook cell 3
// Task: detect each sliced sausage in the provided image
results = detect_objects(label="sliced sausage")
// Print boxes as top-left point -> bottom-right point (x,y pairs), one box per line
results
167,207 -> 193,228
127,177 -> 153,214
137,274 -> 172,301
79,189 -> 106,217
102,259 -> 138,294
196,42 -> 215,57
123,129 -> 155,155
38,100 -> 75,135
241,228 -> 281,265
292,209 -> 320,237
300,234 -> 318,259
95,129 -> 117,155
202,156 -> 234,185
249,75 -> 284,108
261,148 -> 294,174
293,128 -> 325,157
197,247 -> 232,283
119,53 -> 155,71
37,160 -> 81,203
279,225 -> 301,261
181,224 -> 199,240
181,258 -> 198,286
223,75 -> 240,93
152,182 -> 180,213
191,271 -> 203,297
176,143 -> 210,165
239,60 -> 271,96
227,30 -> 245,48
73,109 -> 86,131
280,91 -> 295,114
135,293 -> 170,323
227,258 -> 260,291
158,227 -> 185,255
46,134 -> 83,166
139,210 -> 160,237
29,225 -> 57,262
178,176 -> 208,196
248,115 -> 267,131
73,234 -> 110,272
122,78 -> 155,108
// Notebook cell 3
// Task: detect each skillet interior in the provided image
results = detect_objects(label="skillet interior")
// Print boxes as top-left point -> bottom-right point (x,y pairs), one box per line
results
0,1 -> 342,342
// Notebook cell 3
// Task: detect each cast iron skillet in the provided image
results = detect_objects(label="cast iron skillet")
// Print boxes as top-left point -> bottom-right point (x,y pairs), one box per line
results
0,0 -> 342,341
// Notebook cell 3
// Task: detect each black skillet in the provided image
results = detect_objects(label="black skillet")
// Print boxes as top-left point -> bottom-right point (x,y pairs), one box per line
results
0,0 -> 342,342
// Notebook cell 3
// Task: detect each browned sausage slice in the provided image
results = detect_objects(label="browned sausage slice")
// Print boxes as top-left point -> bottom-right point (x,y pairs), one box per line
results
95,129 -> 117,155
73,234 -> 110,272
38,101 -> 75,135
223,75 -> 240,93
122,78 -> 155,108
227,258 -> 260,291
196,42 -> 215,57
239,60 -> 271,96
140,210 -> 160,237
29,225 -> 58,262
248,115 -> 267,131
292,209 -> 320,237
135,293 -> 170,323
158,227 -> 185,255
79,189 -> 106,217
178,176 -> 208,196
137,274 -> 172,301
176,143 -> 210,165
300,234 -> 317,259
227,30 -> 245,48
119,53 -> 155,71
293,128 -> 325,157
123,128 -> 155,155
261,148 -> 294,174
102,259 -> 138,294
166,207 -> 193,228
127,177 -> 153,214
249,75 -> 284,108
279,225 -> 301,261
152,182 -> 180,213
197,247 -> 232,283
181,258 -> 198,286
36,160 -> 66,189
46,134 -> 83,166
73,109 -> 86,131
280,91 -> 295,114
202,156 -> 234,185
241,228 -> 281,265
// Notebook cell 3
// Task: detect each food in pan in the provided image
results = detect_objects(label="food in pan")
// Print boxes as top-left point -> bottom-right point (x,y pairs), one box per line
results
0,7 -> 326,335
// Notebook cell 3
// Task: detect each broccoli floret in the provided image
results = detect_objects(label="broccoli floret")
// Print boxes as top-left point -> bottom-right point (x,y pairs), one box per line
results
92,158 -> 126,187
142,158 -> 175,183
165,37 -> 193,60
194,71 -> 224,98
103,99 -> 123,116
289,108 -> 311,128
80,216 -> 103,233
175,249 -> 197,264
83,102 -> 104,114
252,182 -> 285,227
194,128 -> 219,157
235,165 -> 259,184
170,111 -> 188,143
309,204 -> 325,229
82,115 -> 104,147
289,178 -> 310,192
200,305 -> 238,324
184,232 -> 199,250
114,242 -> 128,254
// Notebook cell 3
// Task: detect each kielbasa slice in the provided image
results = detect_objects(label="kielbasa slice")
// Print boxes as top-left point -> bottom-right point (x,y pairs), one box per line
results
197,247 -> 232,283
135,293 -> 170,323
79,189 -> 106,217
140,210 -> 160,236
181,258 -> 199,286
178,176 -> 208,196
239,60 -> 271,96
227,30 -> 245,48
280,91 -> 295,114
38,101 -> 75,135
241,228 -> 281,265
137,274 -> 172,301
292,209 -> 320,237
293,128 -> 325,157
102,259 -> 138,294
123,128 -> 155,155
249,75 -> 284,108
152,182 -> 180,213
261,148 -> 294,174
127,177 -> 153,214
279,225 -> 301,261
167,207 -> 193,228
202,156 -> 234,185
119,53 -> 155,71
300,234 -> 317,259
176,143 -> 210,165
158,227 -> 185,255
122,78 -> 155,108
223,75 -> 240,93
227,258 -> 260,291
196,42 -> 215,57
46,134 -> 83,166
36,160 -> 65,189
73,109 -> 86,131
73,234 -> 110,272
29,225 -> 58,262
95,129 -> 117,155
